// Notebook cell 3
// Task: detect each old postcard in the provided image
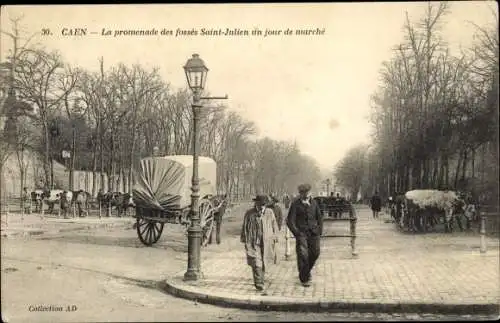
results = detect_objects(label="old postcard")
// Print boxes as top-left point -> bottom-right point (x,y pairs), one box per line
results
0,2 -> 498,322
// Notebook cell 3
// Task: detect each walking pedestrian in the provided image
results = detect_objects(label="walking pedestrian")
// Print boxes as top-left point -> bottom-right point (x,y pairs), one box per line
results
370,191 -> 382,219
283,194 -> 291,209
22,187 -> 31,214
240,195 -> 279,292
60,191 -> 70,219
76,190 -> 88,217
268,195 -> 284,231
286,183 -> 323,287
209,194 -> 228,245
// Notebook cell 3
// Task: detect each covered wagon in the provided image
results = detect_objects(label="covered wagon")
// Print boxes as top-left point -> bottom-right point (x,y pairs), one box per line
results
132,155 -> 219,246
400,189 -> 473,233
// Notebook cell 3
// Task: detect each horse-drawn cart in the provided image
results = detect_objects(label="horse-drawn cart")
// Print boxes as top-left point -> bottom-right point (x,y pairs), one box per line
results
132,155 -> 219,247
314,196 -> 351,218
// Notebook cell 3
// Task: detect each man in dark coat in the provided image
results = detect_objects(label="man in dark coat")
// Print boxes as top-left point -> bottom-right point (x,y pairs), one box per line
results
60,191 -> 70,219
286,183 -> 323,287
209,194 -> 228,245
370,191 -> 382,219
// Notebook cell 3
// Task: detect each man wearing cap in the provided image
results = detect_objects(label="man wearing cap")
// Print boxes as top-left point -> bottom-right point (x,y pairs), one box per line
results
241,195 -> 279,292
287,183 -> 323,287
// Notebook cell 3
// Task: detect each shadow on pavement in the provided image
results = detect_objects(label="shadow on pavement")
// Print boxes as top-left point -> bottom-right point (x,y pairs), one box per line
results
37,232 -> 189,253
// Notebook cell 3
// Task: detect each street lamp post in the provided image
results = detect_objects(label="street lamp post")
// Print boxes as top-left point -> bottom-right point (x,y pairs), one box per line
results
183,54 -> 227,281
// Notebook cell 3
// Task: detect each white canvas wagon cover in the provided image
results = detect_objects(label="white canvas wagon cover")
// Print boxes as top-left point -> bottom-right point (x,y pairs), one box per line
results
133,155 -> 217,211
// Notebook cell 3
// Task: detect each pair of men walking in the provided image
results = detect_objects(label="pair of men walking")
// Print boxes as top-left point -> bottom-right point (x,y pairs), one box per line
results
241,183 -> 323,292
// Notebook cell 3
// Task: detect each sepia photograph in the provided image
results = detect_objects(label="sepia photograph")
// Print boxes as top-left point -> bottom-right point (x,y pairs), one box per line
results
0,2 -> 498,322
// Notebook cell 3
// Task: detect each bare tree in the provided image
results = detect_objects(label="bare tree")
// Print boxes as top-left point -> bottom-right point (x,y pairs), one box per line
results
14,48 -> 70,188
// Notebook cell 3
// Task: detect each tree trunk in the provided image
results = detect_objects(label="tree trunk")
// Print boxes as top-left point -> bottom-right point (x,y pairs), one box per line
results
461,149 -> 467,181
432,157 -> 439,187
454,151 -> 462,189
421,158 -> 429,188
99,128 -> 105,192
118,144 -> 124,192
91,133 -> 98,197
0,163 -> 3,212
481,143 -> 485,185
444,155 -> 449,188
16,148 -> 25,209
19,169 -> 24,209
471,147 -> 476,178
403,165 -> 409,192
108,135 -> 115,192
128,131 -> 136,194
236,164 -> 241,200
43,123 -> 52,189
70,124 -> 76,191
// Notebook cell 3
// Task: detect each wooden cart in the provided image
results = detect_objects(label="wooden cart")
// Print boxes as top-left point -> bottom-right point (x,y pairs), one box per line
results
314,196 -> 351,218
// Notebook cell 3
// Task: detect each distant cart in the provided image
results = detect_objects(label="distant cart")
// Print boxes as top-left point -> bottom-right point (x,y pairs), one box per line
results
132,155 -> 221,247
314,196 -> 351,218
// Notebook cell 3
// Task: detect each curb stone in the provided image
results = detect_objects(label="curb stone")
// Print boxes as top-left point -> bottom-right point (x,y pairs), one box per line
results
163,276 -> 500,315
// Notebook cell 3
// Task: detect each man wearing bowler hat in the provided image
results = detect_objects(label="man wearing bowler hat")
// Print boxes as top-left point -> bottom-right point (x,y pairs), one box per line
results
287,183 -> 323,287
241,195 -> 279,292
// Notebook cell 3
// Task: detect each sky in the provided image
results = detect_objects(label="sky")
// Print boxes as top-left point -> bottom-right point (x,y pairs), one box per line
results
0,2 -> 496,173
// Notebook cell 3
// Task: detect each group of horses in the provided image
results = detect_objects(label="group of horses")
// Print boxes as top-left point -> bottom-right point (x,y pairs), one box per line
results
387,190 -> 478,233
28,189 -> 135,218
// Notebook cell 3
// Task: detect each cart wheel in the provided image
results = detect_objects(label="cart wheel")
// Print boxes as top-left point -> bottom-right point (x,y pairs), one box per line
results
136,218 -> 164,246
199,198 -> 214,247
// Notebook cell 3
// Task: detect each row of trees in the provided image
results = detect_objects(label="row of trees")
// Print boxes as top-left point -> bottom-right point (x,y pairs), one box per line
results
1,17 -> 321,200
334,3 -> 498,205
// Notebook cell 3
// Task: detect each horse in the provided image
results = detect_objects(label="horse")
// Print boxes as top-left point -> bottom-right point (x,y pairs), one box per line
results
30,190 -> 44,213
100,192 -> 134,217
41,190 -> 73,215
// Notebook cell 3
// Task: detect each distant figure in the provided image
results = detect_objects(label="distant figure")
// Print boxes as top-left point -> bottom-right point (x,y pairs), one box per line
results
268,195 -> 284,231
327,192 -> 335,217
241,195 -> 279,292
75,190 -> 88,217
287,183 -> 323,287
22,187 -> 31,214
387,196 -> 395,221
60,191 -> 70,219
97,189 -> 105,209
209,194 -> 228,245
283,194 -> 291,209
370,191 -> 382,219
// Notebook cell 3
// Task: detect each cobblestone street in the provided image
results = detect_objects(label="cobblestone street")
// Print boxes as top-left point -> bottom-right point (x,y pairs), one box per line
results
166,206 -> 500,314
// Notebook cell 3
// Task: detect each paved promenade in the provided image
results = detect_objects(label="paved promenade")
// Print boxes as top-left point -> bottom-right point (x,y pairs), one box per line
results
165,207 -> 500,314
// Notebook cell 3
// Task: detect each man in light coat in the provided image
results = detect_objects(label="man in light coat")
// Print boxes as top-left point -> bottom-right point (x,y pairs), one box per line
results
241,195 -> 279,292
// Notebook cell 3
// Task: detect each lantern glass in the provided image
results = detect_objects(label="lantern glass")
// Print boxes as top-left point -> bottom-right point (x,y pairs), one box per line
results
183,54 -> 209,91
